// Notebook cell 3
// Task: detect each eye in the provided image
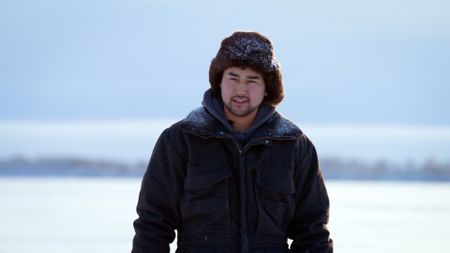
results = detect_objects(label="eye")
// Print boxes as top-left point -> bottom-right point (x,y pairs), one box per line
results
248,80 -> 261,85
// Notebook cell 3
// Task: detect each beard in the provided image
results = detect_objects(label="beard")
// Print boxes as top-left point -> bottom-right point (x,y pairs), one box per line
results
224,97 -> 259,118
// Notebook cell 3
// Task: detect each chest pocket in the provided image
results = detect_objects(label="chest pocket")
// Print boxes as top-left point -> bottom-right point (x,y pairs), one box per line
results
183,169 -> 232,199
180,167 -> 232,234
256,167 -> 296,194
255,167 -> 296,235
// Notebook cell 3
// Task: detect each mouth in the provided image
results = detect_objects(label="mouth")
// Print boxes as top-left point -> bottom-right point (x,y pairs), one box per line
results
232,96 -> 249,104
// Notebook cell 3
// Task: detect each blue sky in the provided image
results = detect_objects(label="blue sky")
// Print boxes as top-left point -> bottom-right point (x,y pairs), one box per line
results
1,0 -> 449,124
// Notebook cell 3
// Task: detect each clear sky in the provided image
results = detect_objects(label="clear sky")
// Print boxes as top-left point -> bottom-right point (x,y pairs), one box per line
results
1,0 -> 449,125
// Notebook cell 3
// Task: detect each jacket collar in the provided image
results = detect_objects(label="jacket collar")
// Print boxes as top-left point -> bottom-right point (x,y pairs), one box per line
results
180,107 -> 302,139
201,89 -> 276,135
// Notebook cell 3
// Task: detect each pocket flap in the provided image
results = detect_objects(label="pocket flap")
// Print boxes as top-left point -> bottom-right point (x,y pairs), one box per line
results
184,170 -> 232,190
256,168 -> 296,194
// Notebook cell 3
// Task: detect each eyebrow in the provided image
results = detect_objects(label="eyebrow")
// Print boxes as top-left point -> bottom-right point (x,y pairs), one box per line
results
226,72 -> 261,80
227,72 -> 240,78
247,75 -> 261,80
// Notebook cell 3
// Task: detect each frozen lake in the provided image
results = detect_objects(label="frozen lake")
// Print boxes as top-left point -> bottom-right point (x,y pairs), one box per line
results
0,178 -> 449,253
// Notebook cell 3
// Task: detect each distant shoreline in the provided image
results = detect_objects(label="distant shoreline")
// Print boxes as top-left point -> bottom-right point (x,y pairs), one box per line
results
1,156 -> 449,181
2,121 -> 450,165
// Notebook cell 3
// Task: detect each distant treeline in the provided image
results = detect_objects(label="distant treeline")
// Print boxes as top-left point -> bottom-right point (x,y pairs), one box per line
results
1,156 -> 450,181
320,157 -> 450,181
0,157 -> 146,177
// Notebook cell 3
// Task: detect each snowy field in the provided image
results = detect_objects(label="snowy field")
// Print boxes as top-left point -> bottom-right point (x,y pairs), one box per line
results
0,177 -> 449,253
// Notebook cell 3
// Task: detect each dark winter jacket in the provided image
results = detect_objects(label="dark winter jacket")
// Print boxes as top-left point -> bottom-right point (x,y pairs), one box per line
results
132,102 -> 333,252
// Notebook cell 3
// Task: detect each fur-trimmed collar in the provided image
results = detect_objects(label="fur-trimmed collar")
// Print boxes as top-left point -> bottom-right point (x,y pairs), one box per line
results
180,107 -> 302,139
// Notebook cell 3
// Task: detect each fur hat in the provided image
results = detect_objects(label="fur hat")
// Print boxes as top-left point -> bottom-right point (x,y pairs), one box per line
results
209,31 -> 284,106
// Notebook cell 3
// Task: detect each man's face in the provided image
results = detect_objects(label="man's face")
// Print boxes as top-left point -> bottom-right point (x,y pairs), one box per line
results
220,66 -> 266,119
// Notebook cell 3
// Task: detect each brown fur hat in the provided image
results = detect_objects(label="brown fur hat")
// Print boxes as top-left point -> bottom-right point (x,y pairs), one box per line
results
209,31 -> 284,106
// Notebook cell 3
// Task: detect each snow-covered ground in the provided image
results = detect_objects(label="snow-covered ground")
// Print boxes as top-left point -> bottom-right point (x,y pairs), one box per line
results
0,178 -> 449,253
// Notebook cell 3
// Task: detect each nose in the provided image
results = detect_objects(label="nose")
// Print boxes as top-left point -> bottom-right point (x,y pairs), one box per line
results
234,82 -> 247,94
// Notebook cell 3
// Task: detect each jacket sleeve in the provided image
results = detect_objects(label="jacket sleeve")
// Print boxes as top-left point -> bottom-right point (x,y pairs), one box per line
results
132,127 -> 186,253
288,135 -> 333,253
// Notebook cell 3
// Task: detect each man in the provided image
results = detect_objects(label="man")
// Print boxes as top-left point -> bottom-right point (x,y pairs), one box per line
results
132,31 -> 333,253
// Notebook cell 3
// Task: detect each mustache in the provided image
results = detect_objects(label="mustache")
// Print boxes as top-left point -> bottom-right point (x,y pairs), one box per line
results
231,95 -> 249,100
